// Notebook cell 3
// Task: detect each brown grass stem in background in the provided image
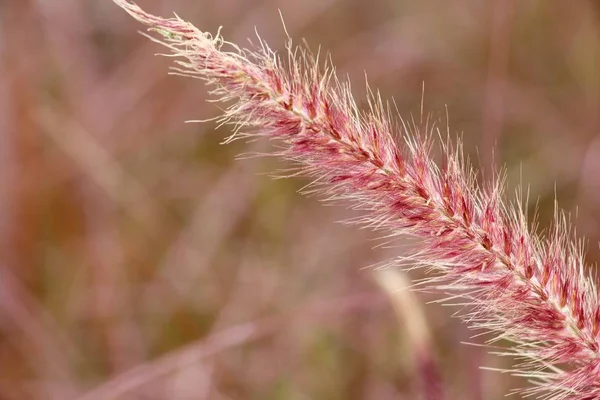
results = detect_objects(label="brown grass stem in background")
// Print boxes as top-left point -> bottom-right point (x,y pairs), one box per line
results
113,1 -> 600,398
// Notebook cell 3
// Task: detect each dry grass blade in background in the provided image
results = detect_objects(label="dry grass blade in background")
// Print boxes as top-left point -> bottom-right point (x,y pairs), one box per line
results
112,1 -> 600,398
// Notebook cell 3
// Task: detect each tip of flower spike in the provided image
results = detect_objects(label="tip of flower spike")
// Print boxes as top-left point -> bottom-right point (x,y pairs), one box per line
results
112,0 -> 142,19
112,0 -> 197,41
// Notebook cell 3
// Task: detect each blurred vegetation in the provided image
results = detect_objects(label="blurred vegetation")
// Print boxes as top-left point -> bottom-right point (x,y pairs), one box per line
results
1,0 -> 599,399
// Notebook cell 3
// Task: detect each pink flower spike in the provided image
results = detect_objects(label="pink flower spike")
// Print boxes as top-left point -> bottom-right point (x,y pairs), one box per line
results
112,1 -> 600,398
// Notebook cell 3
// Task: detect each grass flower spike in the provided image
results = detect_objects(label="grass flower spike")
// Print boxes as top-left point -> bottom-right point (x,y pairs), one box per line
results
113,1 -> 600,398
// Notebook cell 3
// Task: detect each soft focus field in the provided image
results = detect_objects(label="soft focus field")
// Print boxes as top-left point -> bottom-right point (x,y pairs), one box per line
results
1,1 -> 600,399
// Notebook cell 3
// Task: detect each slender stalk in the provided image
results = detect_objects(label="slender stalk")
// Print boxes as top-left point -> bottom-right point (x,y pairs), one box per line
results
112,1 -> 600,398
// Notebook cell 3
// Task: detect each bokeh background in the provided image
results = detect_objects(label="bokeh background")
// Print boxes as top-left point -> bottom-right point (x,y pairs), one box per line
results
1,0 -> 600,399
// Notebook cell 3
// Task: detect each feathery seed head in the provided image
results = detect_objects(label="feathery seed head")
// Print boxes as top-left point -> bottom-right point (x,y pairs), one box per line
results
113,1 -> 600,398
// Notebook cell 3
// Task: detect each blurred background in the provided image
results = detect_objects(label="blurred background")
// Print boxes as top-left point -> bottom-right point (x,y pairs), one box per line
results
1,0 -> 600,399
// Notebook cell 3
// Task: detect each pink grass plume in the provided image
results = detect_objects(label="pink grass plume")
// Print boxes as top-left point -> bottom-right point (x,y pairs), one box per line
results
112,1 -> 600,398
